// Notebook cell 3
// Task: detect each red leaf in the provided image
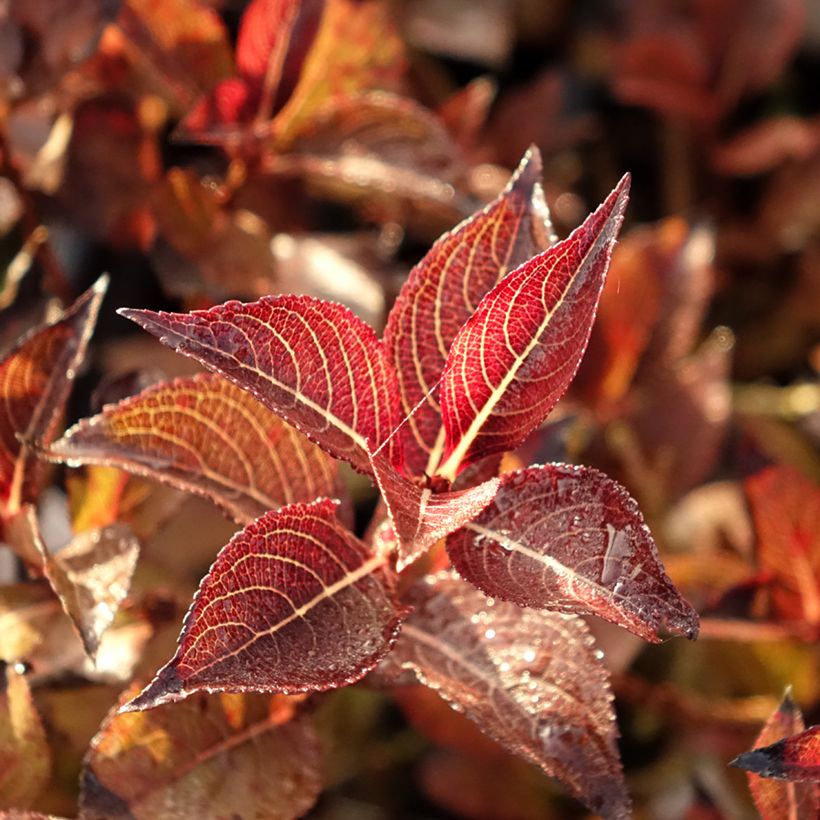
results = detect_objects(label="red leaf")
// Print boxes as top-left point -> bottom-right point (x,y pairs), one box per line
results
435,175 -> 630,480
368,445 -> 499,570
383,146 -> 555,477
0,276 -> 107,518
742,689 -> 820,819
122,499 -> 404,711
387,572 -> 630,819
446,464 -> 698,641
120,295 -> 403,475
732,725 -> 820,783
745,466 -> 820,626
47,373 -> 341,525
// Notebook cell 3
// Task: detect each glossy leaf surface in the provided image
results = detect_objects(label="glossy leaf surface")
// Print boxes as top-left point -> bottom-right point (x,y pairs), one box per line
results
436,176 -> 630,479
389,573 -> 629,819
744,690 -> 819,820
120,295 -> 402,475
368,446 -> 499,570
83,690 -> 321,820
383,147 -> 554,476
123,499 -> 403,711
34,522 -> 140,660
0,664 -> 50,809
733,725 -> 820,783
0,277 -> 107,516
48,373 -> 340,524
447,464 -> 698,641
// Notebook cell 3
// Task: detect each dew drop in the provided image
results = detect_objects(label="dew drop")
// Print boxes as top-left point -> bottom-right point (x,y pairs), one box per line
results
594,649 -> 605,660
484,628 -> 496,640
522,648 -> 536,663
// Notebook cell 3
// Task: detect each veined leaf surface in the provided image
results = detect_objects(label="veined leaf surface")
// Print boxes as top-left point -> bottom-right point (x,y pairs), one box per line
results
446,464 -> 698,641
368,446 -> 499,570
0,277 -> 107,517
383,147 -> 554,477
48,373 -> 340,524
120,295 -> 402,475
436,176 -> 630,479
388,573 -> 629,820
732,726 -> 820,783
122,499 -> 404,711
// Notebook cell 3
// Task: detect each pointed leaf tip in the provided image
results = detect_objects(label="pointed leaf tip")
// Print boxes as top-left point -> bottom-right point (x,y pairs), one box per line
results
119,665 -> 185,713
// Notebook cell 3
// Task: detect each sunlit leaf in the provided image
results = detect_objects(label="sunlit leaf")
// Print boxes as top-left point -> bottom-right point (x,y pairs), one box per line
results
120,295 -> 403,475
435,175 -> 630,480
745,465 -> 820,626
33,521 -> 140,660
0,277 -> 107,519
0,664 -> 50,810
446,464 -> 698,641
741,689 -> 820,819
388,572 -> 629,819
123,499 -> 404,711
368,445 -> 499,571
733,725 -> 820,783
48,373 -> 341,524
83,690 -> 321,820
382,146 -> 554,477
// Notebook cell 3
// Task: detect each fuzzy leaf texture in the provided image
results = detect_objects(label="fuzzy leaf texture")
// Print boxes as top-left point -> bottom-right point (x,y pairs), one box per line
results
733,726 -> 820,783
0,276 -> 107,517
83,690 -> 321,820
123,499 -> 404,712
120,295 -> 402,475
446,464 -> 699,641
436,175 -> 630,479
383,146 -> 555,476
48,373 -> 340,525
368,445 -> 500,570
387,573 -> 629,819
742,690 -> 819,820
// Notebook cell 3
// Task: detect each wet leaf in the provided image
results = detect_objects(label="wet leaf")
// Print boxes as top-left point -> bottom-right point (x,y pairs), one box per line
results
745,465 -> 820,626
446,463 -> 698,641
382,146 -> 554,477
368,445 -> 499,570
123,499 -> 404,711
388,572 -> 629,819
120,294 -> 403,475
48,373 -> 341,525
0,664 -> 50,810
82,690 -> 321,820
34,522 -> 140,660
742,689 -> 820,819
0,277 -> 107,519
435,175 -> 630,479
732,725 -> 820,783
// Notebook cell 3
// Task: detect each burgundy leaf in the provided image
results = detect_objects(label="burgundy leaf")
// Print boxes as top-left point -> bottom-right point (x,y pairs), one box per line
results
47,373 -> 340,525
388,572 -> 629,819
368,445 -> 499,570
383,146 -> 555,477
0,276 -> 107,518
435,176 -> 630,479
742,689 -> 819,820
120,295 -> 402,475
447,464 -> 698,641
732,726 -> 820,783
122,499 -> 405,711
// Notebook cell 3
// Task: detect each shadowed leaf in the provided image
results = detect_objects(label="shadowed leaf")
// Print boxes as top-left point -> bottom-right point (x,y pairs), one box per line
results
0,664 -> 50,809
732,725 -> 820,783
446,464 -> 698,641
436,176 -> 630,480
742,689 -> 820,819
0,277 -> 107,518
82,689 -> 321,820
383,146 -> 555,477
48,373 -> 341,524
369,446 -> 499,570
120,295 -> 402,475
123,499 -> 404,711
387,573 -> 629,819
